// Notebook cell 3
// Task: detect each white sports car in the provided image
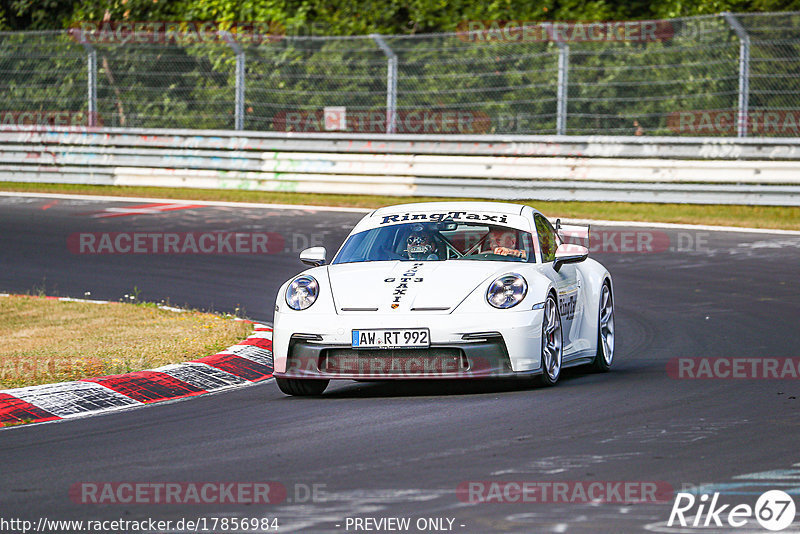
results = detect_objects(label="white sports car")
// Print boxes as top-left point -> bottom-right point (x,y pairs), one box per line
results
272,202 -> 614,396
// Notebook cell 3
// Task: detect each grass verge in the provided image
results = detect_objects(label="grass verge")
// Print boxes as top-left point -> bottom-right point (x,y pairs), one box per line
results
2,182 -> 799,230
0,295 -> 252,389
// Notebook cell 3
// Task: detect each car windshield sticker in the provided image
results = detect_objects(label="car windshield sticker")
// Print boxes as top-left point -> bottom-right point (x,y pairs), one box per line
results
492,246 -> 527,259
380,212 -> 509,225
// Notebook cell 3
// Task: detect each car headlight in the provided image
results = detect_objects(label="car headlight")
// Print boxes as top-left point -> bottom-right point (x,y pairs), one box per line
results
286,275 -> 319,310
486,274 -> 527,309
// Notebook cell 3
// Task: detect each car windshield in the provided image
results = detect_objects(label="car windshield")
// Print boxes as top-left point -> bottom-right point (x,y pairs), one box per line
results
332,221 -> 536,264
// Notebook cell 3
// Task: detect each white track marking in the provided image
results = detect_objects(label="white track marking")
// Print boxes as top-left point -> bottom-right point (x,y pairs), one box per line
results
0,295 -> 275,428
2,191 -> 799,234
222,345 -> 274,367
558,217 -> 800,235
0,191 -> 371,213
247,330 -> 273,340
152,362 -> 249,391
5,381 -> 141,417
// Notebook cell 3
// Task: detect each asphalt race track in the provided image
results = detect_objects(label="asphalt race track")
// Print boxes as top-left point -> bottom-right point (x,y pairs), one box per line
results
1,194 -> 800,533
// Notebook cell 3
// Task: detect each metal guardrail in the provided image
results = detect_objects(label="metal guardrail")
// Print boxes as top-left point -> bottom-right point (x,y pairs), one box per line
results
4,128 -> 800,158
2,127 -> 800,205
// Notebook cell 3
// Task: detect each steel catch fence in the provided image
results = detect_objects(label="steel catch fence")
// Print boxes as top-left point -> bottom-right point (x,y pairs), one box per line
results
0,11 -> 798,136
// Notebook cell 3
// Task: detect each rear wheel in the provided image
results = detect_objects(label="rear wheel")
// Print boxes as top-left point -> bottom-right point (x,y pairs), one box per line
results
591,282 -> 615,372
539,294 -> 563,386
276,377 -> 329,396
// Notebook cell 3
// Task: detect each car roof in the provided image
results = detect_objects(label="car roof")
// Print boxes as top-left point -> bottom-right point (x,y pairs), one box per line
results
370,201 -> 536,217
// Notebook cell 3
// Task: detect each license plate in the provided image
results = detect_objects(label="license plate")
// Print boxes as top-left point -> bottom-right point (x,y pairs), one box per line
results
351,328 -> 430,349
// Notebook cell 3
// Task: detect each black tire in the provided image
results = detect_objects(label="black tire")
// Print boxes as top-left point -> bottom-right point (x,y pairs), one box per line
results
539,293 -> 563,387
591,282 -> 615,373
276,377 -> 329,396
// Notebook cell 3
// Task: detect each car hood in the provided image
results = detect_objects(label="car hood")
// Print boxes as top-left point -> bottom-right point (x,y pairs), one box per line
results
327,261 -> 509,313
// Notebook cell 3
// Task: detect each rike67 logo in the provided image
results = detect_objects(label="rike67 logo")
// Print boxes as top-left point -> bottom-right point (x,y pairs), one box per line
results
668,490 -> 796,531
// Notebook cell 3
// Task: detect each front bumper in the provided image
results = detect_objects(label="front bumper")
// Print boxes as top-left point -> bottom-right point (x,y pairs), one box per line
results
272,310 -> 544,378
275,336 -> 519,379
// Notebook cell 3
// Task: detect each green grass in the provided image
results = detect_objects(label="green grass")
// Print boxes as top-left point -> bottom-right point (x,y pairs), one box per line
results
2,182 -> 799,230
0,294 -> 252,390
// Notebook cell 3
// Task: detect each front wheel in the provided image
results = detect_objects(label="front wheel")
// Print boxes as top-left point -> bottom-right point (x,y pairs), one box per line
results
276,377 -> 329,396
591,282 -> 615,372
539,294 -> 563,386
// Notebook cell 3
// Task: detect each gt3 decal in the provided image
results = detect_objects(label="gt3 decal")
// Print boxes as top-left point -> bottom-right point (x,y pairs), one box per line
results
390,262 -> 424,307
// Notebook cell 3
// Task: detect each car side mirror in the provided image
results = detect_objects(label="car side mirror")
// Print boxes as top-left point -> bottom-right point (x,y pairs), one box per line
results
553,243 -> 588,272
300,246 -> 326,267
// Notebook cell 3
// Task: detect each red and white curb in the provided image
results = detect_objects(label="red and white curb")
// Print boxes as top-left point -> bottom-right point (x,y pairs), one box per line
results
0,295 -> 274,428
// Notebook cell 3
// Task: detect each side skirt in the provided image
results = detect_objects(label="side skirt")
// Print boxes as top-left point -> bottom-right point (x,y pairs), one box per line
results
562,348 -> 595,369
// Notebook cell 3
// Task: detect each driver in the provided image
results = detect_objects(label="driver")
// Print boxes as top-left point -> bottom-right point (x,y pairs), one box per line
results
485,229 -> 526,259
405,225 -> 440,260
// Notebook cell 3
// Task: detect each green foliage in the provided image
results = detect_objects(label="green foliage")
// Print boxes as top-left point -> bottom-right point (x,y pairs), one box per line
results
2,0 -> 800,32
69,0 -> 179,26
0,0 -> 79,30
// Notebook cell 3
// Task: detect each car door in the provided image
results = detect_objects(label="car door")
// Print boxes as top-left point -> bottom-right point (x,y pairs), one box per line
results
534,214 -> 582,355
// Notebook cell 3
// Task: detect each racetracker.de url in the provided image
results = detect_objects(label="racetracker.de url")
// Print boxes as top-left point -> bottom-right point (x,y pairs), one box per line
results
0,516 -> 279,533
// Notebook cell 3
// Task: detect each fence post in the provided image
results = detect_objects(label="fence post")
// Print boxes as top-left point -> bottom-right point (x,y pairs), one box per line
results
371,34 -> 398,134
235,52 -> 245,131
723,12 -> 750,138
556,41 -> 569,136
223,32 -> 246,131
81,42 -> 97,127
